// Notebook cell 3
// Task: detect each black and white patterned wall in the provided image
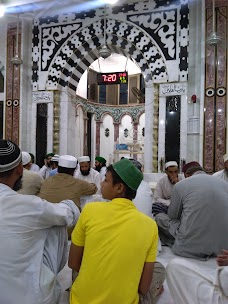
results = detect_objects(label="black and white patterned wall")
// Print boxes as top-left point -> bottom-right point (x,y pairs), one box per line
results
32,0 -> 189,95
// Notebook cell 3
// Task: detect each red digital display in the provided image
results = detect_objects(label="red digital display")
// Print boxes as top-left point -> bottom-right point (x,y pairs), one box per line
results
97,72 -> 128,85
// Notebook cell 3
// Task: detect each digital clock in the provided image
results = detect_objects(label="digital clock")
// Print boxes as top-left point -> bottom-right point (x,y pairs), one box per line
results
97,72 -> 128,85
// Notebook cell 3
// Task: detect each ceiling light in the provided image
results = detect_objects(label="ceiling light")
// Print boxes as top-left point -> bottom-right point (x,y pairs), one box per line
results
11,14 -> 23,66
99,4 -> 111,59
0,5 -> 5,17
206,0 -> 221,46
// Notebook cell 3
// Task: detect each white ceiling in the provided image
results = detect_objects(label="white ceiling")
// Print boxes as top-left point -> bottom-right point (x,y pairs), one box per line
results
3,0 -> 134,18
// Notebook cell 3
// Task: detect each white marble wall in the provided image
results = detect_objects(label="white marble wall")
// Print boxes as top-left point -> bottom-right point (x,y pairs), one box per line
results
74,106 -> 84,159
100,115 -> 114,166
158,83 -> 188,171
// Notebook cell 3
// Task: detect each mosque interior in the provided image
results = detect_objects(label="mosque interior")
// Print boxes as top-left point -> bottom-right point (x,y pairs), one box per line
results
0,0 -> 227,174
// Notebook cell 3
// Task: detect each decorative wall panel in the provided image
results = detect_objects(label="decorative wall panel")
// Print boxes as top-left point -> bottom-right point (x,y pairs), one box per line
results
5,23 -> 21,144
204,1 -> 227,172
32,0 -> 189,94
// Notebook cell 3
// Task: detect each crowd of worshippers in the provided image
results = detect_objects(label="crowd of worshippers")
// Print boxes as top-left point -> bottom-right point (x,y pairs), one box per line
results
0,139 -> 228,304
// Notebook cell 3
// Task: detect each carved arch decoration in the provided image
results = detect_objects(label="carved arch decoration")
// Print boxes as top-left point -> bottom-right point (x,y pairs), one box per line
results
32,0 -> 189,93
45,19 -> 168,95
73,95 -> 145,124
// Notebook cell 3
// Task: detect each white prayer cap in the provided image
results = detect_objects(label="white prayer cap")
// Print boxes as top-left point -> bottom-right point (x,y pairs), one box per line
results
22,151 -> 31,166
78,156 -> 90,163
51,154 -> 59,162
165,161 -> 178,169
223,154 -> 228,163
58,155 -> 77,168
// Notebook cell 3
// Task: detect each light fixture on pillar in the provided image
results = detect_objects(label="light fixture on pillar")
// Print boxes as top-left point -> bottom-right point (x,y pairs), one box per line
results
11,14 -> 23,66
206,0 -> 221,46
99,5 -> 111,59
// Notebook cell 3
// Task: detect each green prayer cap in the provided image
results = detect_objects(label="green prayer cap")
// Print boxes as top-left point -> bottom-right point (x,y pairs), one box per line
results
112,158 -> 143,191
46,153 -> 55,159
95,156 -> 106,164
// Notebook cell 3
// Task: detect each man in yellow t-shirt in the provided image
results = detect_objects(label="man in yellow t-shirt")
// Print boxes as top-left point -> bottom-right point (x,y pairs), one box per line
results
69,158 -> 164,304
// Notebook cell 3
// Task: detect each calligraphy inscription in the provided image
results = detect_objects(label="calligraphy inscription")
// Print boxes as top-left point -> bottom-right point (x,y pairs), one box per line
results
33,91 -> 53,103
159,83 -> 187,96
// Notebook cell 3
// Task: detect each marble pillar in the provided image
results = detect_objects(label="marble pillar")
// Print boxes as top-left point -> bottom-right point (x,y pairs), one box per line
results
5,22 -> 22,144
96,121 -> 101,156
144,83 -> 154,173
53,91 -> 60,154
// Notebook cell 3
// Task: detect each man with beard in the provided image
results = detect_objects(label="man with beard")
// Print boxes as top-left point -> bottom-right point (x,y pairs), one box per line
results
155,162 -> 228,258
74,156 -> 102,193
39,152 -> 55,179
0,140 -> 80,304
152,161 -> 183,216
94,156 -> 106,181
213,153 -> 228,182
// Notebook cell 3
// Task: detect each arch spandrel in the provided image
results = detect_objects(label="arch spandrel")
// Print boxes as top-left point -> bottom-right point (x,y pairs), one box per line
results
45,19 -> 168,94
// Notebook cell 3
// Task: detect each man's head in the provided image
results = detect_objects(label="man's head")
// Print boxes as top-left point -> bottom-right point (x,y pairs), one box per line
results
58,155 -> 77,175
95,156 -> 106,172
29,153 -> 35,163
50,154 -> 59,169
22,151 -> 32,170
0,140 -> 23,191
128,158 -> 143,172
45,153 -> 55,167
78,156 -> 91,176
182,161 -> 203,178
165,161 -> 179,184
223,154 -> 228,172
101,158 -> 143,201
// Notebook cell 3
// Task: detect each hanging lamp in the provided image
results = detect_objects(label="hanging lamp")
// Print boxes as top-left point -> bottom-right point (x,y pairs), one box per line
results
206,0 -> 221,45
11,14 -> 23,66
99,4 -> 111,59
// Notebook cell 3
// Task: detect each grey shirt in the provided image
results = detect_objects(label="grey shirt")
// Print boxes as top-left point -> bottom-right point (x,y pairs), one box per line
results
158,171 -> 228,260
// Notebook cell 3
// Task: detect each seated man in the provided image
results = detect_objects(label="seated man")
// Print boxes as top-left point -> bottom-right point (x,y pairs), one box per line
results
128,158 -> 154,218
182,160 -> 201,178
152,161 -> 183,216
0,140 -> 79,304
94,156 -> 107,181
38,155 -> 97,238
74,156 -> 102,193
166,250 -> 228,303
155,162 -> 228,259
69,158 -> 165,304
17,151 -> 43,195
213,153 -> 228,182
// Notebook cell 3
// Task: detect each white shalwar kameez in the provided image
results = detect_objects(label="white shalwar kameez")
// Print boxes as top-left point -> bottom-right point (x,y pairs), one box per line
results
133,180 -> 154,217
99,166 -> 107,181
213,169 -> 228,182
74,167 -> 102,193
0,183 -> 80,304
39,165 -> 51,179
166,258 -> 228,304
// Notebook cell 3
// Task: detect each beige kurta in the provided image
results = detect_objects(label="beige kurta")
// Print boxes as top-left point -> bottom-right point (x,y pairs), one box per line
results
38,173 -> 97,208
38,173 -> 97,239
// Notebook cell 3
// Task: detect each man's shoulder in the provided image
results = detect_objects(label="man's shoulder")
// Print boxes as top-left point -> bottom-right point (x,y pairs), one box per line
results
90,168 -> 100,176
213,169 -> 224,177
24,169 -> 42,179
157,175 -> 168,183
